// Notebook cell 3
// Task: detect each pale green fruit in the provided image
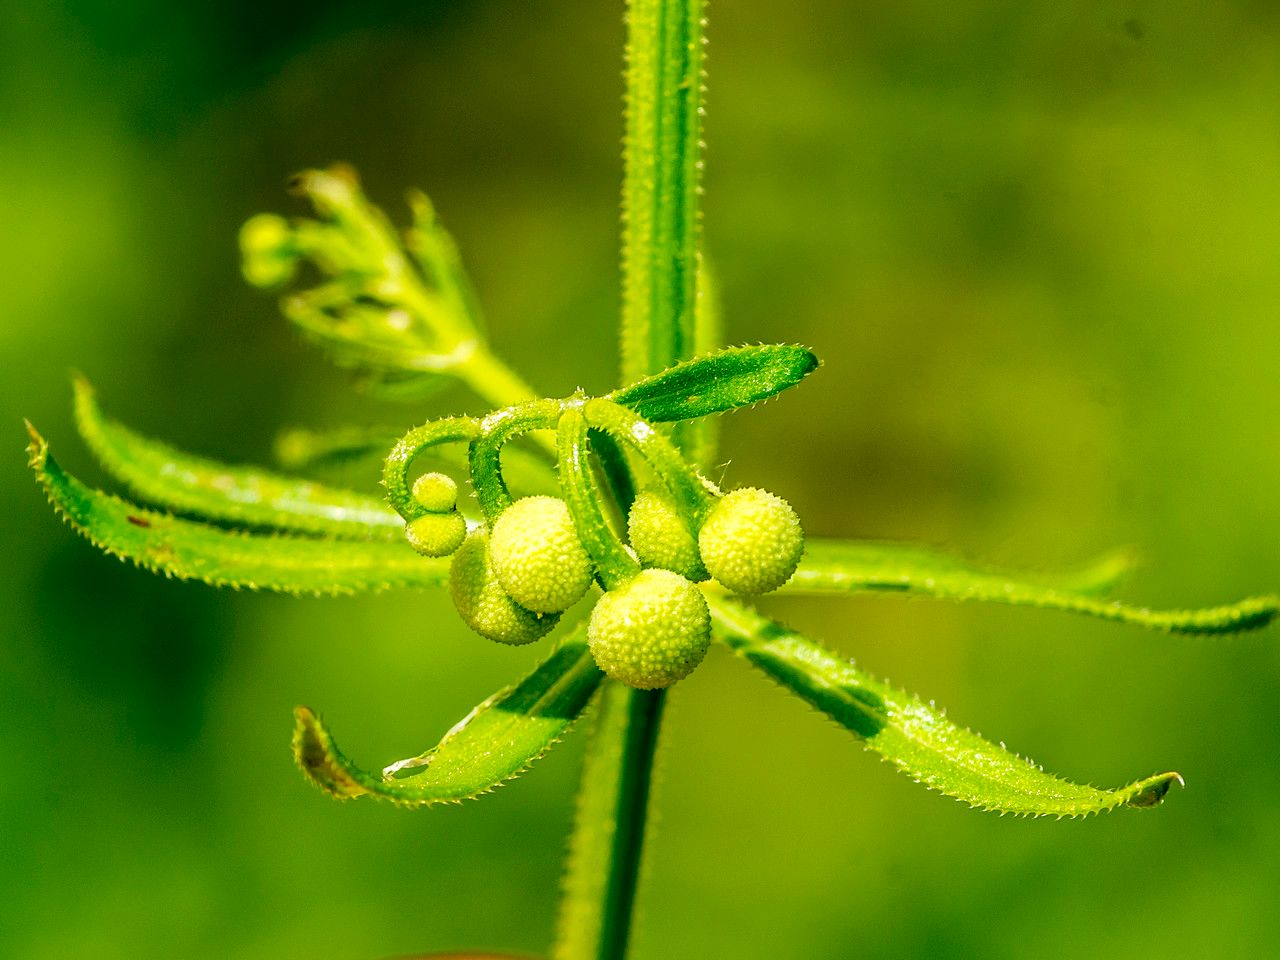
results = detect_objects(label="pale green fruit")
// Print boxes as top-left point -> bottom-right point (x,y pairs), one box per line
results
698,487 -> 804,595
405,512 -> 467,558
587,569 -> 711,689
627,491 -> 707,581
489,496 -> 595,614
411,472 -> 459,513
449,529 -> 559,646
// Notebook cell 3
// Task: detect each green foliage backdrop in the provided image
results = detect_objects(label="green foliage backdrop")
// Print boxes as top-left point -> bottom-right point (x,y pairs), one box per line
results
4,1 -> 1279,957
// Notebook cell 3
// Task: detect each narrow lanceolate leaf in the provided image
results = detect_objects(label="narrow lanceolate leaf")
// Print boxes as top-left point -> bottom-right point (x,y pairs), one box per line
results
611,344 -> 820,423
28,424 -> 445,595
783,539 -> 1278,635
73,377 -> 403,539
709,596 -> 1182,817
294,635 -> 604,806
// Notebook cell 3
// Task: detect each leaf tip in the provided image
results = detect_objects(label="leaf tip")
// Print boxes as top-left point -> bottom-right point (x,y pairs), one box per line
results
1125,771 -> 1184,809
23,420 -> 50,473
292,706 -> 369,801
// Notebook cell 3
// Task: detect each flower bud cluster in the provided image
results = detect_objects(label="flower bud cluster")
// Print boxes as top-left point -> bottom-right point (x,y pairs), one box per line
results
395,406 -> 804,692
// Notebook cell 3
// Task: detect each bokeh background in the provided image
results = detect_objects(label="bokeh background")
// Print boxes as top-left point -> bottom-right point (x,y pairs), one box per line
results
4,1 -> 1280,957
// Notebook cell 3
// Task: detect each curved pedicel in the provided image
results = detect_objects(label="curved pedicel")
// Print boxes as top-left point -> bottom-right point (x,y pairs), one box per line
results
468,398 -> 564,523
382,416 -> 481,521
581,397 -> 717,531
556,406 -> 641,592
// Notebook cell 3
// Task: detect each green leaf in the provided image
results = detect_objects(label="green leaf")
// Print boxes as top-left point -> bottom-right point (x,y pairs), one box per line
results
293,634 -> 604,806
709,596 -> 1183,817
73,376 -> 404,540
28,423 -> 446,596
783,538 -> 1278,634
611,344 -> 819,423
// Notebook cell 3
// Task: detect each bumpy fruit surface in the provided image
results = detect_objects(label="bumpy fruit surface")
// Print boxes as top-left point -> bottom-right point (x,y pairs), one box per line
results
412,471 -> 459,513
627,490 -> 707,581
698,487 -> 804,595
587,569 -> 711,689
405,512 -> 467,558
449,529 -> 559,646
489,495 -> 594,614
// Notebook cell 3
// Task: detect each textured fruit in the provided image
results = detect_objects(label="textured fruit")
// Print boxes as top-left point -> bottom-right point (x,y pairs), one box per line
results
587,569 -> 710,689
449,529 -> 559,645
627,490 -> 707,581
405,512 -> 467,558
412,472 -> 459,513
698,487 -> 804,595
489,496 -> 595,614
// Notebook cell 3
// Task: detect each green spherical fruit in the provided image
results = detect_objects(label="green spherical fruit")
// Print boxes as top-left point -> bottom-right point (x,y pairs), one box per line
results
698,487 -> 804,595
411,471 -> 459,513
489,496 -> 595,614
627,491 -> 707,581
449,529 -> 559,646
587,569 -> 710,689
405,512 -> 467,558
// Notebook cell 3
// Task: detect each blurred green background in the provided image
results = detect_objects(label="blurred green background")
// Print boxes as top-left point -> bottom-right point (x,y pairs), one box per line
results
4,1 -> 1279,957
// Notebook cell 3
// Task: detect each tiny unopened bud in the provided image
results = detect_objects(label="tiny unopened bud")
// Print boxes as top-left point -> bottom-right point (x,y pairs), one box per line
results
239,214 -> 297,287
412,472 -> 459,513
405,512 -> 467,558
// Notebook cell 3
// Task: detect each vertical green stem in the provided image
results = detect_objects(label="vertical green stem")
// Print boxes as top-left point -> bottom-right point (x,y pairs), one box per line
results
620,0 -> 706,384
555,683 -> 666,960
554,2 -> 706,958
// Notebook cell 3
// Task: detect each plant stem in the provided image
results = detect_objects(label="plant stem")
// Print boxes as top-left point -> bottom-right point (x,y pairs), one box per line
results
554,683 -> 666,960
619,0 -> 706,386
457,344 -> 541,410
554,0 -> 706,957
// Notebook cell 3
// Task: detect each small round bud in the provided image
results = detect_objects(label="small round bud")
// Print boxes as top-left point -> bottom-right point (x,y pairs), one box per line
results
489,496 -> 595,614
698,487 -> 804,595
412,472 -> 459,513
405,512 -> 467,558
449,529 -> 558,646
627,491 -> 707,581
239,213 -> 297,287
587,569 -> 711,689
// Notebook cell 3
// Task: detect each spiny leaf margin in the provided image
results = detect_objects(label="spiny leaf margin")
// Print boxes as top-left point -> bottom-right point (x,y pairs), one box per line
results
709,595 -> 1182,818
611,344 -> 819,423
783,539 -> 1278,635
73,375 -> 403,540
27,423 -> 445,596
293,634 -> 604,806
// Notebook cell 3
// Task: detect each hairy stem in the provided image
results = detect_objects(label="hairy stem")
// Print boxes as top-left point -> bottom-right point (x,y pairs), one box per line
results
555,1 -> 706,957
555,683 -> 666,960
619,0 -> 706,384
